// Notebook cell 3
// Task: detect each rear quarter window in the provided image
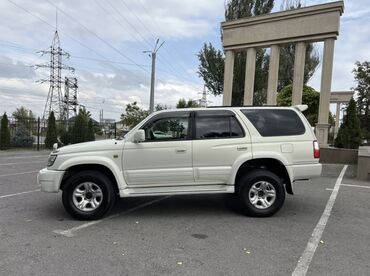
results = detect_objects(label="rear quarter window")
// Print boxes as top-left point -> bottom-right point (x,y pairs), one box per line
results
241,109 -> 305,137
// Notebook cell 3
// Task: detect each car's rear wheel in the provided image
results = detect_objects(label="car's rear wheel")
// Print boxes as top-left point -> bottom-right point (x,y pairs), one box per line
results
237,169 -> 285,217
62,170 -> 116,220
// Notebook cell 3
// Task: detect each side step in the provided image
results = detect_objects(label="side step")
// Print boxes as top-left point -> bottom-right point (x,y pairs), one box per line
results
119,184 -> 234,197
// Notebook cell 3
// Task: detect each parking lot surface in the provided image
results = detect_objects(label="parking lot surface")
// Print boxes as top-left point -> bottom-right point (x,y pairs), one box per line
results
0,150 -> 369,275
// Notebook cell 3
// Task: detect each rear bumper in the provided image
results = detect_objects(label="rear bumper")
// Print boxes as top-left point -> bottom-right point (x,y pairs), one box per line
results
287,163 -> 322,181
37,168 -> 65,193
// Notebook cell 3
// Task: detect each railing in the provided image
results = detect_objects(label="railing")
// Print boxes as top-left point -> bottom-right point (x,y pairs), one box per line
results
0,117 -> 121,150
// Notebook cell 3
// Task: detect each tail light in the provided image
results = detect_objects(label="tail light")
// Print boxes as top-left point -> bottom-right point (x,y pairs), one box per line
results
313,140 -> 320,159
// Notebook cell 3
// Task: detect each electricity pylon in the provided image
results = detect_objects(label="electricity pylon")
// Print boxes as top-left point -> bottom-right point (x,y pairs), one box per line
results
63,77 -> 78,126
36,30 -> 74,120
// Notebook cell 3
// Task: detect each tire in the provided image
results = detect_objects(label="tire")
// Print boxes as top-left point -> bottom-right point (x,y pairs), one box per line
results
237,169 -> 285,217
62,170 -> 116,220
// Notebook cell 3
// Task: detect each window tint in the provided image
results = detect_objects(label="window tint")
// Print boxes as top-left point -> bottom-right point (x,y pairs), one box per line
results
241,109 -> 305,136
143,117 -> 189,141
195,116 -> 244,139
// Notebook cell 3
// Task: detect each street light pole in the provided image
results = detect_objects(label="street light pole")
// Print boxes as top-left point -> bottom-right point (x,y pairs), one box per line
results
144,39 -> 165,114
149,51 -> 156,114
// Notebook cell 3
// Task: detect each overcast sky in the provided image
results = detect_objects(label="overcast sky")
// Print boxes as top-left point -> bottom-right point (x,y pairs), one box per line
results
0,0 -> 368,120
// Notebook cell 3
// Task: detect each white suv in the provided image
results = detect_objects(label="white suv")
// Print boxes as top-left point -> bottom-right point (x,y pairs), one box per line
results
37,106 -> 321,220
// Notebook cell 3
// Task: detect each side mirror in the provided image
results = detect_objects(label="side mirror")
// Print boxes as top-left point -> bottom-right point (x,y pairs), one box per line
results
133,129 -> 145,143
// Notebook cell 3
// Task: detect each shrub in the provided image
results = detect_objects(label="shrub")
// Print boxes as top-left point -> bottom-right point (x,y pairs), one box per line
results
334,98 -> 362,149
45,111 -> 58,149
0,112 -> 11,150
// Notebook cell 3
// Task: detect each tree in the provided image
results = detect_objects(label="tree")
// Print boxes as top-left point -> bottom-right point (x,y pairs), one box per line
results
176,98 -> 200,108
334,98 -> 362,149
352,61 -> 370,139
278,43 -> 319,92
121,102 -> 149,129
69,108 -> 91,144
198,0 -> 273,106
277,84 -> 334,126
78,107 -> 92,119
12,106 -> 35,120
278,85 -> 319,126
87,119 -> 95,142
197,0 -> 319,106
197,43 -> 225,97
0,112 -> 11,150
45,111 -> 58,149
12,125 -> 34,147
176,98 -> 187,108
155,104 -> 170,111
12,106 -> 36,130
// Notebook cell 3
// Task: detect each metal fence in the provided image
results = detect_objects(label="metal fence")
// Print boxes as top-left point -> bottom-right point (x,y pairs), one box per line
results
0,117 -> 121,150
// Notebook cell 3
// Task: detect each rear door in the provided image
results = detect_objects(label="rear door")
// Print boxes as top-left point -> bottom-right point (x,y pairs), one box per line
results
192,110 -> 251,184
240,108 -> 314,164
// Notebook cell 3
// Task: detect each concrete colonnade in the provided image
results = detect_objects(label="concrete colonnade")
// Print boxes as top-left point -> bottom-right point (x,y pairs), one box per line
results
220,1 -> 344,146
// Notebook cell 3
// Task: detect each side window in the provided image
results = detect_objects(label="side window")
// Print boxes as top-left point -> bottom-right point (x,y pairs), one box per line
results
143,117 -> 189,141
241,109 -> 306,136
195,116 -> 244,139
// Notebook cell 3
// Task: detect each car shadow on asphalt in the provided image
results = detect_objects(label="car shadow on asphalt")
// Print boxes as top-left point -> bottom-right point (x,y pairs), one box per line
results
109,193 -> 313,220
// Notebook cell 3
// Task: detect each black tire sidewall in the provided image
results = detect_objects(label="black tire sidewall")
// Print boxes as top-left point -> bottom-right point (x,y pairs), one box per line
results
62,171 -> 115,220
238,169 -> 285,217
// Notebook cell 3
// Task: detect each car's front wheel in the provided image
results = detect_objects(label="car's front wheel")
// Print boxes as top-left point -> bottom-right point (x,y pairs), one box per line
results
237,169 -> 285,217
62,170 -> 116,220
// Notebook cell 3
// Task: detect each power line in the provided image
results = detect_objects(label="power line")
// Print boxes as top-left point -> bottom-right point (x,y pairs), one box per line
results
131,0 -> 196,77
7,0 -> 200,87
0,41 -> 150,68
0,41 -> 194,80
103,0 -> 153,48
43,0 -> 150,74
7,0 -> 149,75
101,0 -> 200,84
93,0 -> 190,81
93,0 -> 150,49
5,0 -> 204,105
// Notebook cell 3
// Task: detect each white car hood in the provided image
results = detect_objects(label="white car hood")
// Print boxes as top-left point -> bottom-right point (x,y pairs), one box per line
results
57,139 -> 124,155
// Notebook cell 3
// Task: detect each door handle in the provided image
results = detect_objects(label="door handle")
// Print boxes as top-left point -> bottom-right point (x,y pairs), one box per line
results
237,146 -> 248,151
175,148 -> 187,153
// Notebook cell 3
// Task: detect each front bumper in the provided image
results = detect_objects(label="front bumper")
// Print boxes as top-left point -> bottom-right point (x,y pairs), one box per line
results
37,168 -> 65,193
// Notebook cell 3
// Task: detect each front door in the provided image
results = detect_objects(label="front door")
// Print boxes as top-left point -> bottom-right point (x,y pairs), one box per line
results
123,111 -> 193,186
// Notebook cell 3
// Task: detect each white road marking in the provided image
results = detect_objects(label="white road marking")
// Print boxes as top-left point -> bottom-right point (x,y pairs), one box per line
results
0,171 -> 39,178
292,165 -> 348,276
341,183 -> 370,189
0,189 -> 40,199
0,161 -> 44,166
325,188 -> 334,191
53,195 -> 172,237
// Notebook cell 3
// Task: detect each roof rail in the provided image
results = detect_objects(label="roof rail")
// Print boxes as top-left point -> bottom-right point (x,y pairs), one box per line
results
207,105 -> 278,108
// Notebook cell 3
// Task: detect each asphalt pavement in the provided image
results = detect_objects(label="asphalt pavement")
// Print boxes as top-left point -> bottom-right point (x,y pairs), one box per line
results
0,150 -> 369,276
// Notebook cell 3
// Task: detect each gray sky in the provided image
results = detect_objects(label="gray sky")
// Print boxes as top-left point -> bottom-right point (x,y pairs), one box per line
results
0,0 -> 368,120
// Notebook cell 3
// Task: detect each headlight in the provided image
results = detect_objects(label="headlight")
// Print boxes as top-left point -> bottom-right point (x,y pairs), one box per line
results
47,155 -> 57,167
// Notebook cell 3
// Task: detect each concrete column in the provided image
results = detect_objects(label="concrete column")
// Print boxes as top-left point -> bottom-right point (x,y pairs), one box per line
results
317,38 -> 335,147
292,42 -> 306,105
244,47 -> 256,105
334,103 -> 341,139
222,50 -> 235,106
267,45 -> 280,105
